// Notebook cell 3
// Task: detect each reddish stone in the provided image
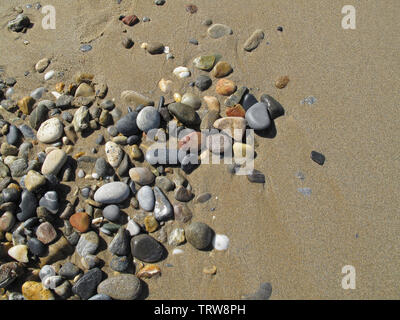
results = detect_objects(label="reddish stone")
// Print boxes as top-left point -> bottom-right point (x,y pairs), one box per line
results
178,132 -> 203,151
122,15 -> 139,26
36,222 -> 57,244
226,104 -> 246,118
69,212 -> 91,233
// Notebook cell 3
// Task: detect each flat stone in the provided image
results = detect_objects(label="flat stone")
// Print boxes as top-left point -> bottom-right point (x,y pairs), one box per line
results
311,151 -> 325,166
196,192 -> 212,203
72,268 -> 103,300
131,234 -> 165,263
97,274 -> 142,300
94,182 -> 130,204
193,55 -> 216,71
122,15 -> 139,26
56,95 -> 74,109
126,219 -> 141,237
9,158 -> 27,177
207,24 -> 233,39
76,231 -> 99,257
211,61 -> 233,78
244,29 -> 264,52
81,254 -> 101,270
36,221 -> 57,245
185,222 -> 213,250
129,167 -> 155,185
75,83 -> 94,97
136,106 -> 160,132
137,186 -> 155,211
155,176 -> 175,193
73,106 -> 90,133
245,102 -> 271,130
226,104 -> 246,118
37,118 -> 64,144
41,149 -> 67,176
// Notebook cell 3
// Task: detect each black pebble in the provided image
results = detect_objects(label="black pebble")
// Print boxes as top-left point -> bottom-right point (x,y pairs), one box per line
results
247,169 -> 266,183
277,26 -> 283,32
311,151 -> 325,166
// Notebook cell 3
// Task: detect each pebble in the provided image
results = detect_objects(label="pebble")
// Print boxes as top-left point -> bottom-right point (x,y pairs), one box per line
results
213,117 -> 247,141
54,281 -> 72,299
185,4 -> 198,13
244,29 -> 265,52
224,86 -> 249,107
189,38 -> 198,45
110,255 -> 129,272
260,94 -> 285,120
6,125 -> 19,145
311,151 -> 325,165
185,222 -> 213,250
94,182 -> 130,204
27,237 -> 46,256
137,264 -> 162,279
146,42 -> 165,55
72,268 -> 103,300
144,215 -> 159,233
196,192 -> 211,203
105,141 -> 123,168
122,15 -> 139,26
102,205 -> 122,223
131,234 -> 165,263
109,228 -> 130,256
0,262 -> 21,289
80,44 -> 92,52
173,66 -> 191,79
216,78 -> 236,96
212,234 -> 229,250
122,37 -> 134,49
207,24 -> 233,39
22,281 -> 54,300
88,294 -> 112,300
168,103 -> 200,127
17,96 -> 35,115
226,104 -> 246,118
39,265 -> 56,281
56,95 -> 74,109
242,93 -> 258,111
97,274 -> 142,300
203,265 -> 217,275
37,118 -> 64,143
44,70 -> 55,81
300,96 -> 317,105
195,75 -> 212,91
247,169 -> 266,183
42,275 -> 63,289
30,87 -> 47,100
126,219 -> 141,237
35,58 -> 50,73
59,262 -> 80,279
70,212 -> 90,233
245,102 -> 271,130
76,231 -> 99,257
41,149 -> 67,176
36,221 -> 57,244
158,78 -> 173,93
81,254 -> 101,270
193,55 -> 216,71
73,106 -> 90,132
181,93 -> 201,110
174,186 -> 193,202
8,244 -> 29,263
8,14 -> 30,32
155,176 -> 175,192
168,228 -> 185,246
18,124 -> 35,139
275,75 -> 290,89
137,186 -> 155,211
136,106 -> 160,132
129,167 -> 155,185
17,189 -> 37,221
212,61 -> 233,78
153,186 -> 173,221
115,112 -> 140,136
29,104 -> 48,130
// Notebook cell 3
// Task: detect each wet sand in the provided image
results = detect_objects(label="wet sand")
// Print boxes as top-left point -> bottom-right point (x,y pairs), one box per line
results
1,0 -> 399,299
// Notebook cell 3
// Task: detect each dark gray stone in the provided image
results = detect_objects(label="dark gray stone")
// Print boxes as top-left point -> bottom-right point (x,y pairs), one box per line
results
72,268 -> 103,300
116,112 -> 140,136
245,102 -> 271,130
131,234 -> 165,263
108,228 -> 130,256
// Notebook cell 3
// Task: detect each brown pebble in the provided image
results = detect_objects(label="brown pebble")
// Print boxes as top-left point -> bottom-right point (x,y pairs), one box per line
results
275,75 -> 290,89
55,82 -> 65,93
144,215 -> 159,233
122,15 -> 139,26
226,104 -> 246,118
216,79 -> 236,96
137,264 -> 161,279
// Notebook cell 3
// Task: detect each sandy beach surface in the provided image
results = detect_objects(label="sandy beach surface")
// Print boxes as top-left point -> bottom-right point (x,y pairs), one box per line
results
0,0 -> 399,299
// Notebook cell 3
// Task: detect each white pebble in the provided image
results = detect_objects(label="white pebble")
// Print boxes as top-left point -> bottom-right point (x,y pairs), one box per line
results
173,66 -> 191,78
92,172 -> 99,179
126,219 -> 141,237
51,91 -> 61,99
77,169 -> 85,178
5,88 -> 14,98
44,70 -> 55,81
172,248 -> 184,255
212,234 -> 229,251
163,46 -> 170,54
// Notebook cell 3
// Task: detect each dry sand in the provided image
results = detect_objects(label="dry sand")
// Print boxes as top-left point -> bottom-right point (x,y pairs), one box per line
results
1,0 -> 399,299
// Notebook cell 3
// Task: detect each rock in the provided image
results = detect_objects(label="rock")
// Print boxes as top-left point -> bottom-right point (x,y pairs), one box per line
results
137,264 -> 161,279
88,294 -> 112,300
245,102 -> 271,130
8,14 -> 30,32
206,133 -> 232,154
105,141 -> 123,168
8,244 -> 28,263
185,4 -> 198,13
212,234 -> 229,250
17,190 -> 37,221
122,37 -> 134,49
168,103 -> 200,127
56,95 -> 74,109
155,176 -> 175,192
17,96 -> 35,115
41,149 -> 67,176
6,125 -> 19,145
97,274 -> 142,300
207,24 -> 233,38
72,268 -> 103,300
42,275 -> 63,289
153,187 -> 173,221
0,211 -> 16,232
311,151 -> 325,166
22,281 -> 54,300
131,234 -> 165,263
0,262 -> 22,289
39,236 -> 73,267
173,203 -> 192,223
200,110 -> 220,130
146,42 -> 164,54
158,78 -> 173,93
174,186 -> 193,202
193,55 -> 216,71
247,169 -> 266,183
122,15 -> 139,26
242,93 -> 258,111
30,87 -> 47,100
196,192 -> 211,203
203,266 -> 217,275
195,75 -> 212,91
116,112 -> 140,136
110,255 -> 129,272
81,254 -> 101,270
211,61 -> 232,78
129,167 -> 155,185
102,205 -> 122,223
137,186 -> 155,211
29,104 -> 48,130
185,222 -> 213,250
136,106 -> 160,132
73,106 -> 90,133
39,266 -> 55,282
275,75 -> 290,89
70,212 -> 90,233
213,117 -> 247,141
126,219 -> 141,237
54,280 -> 72,299
94,182 -> 130,204
39,191 -> 59,214
36,222 -> 57,244
35,58 -> 50,73
75,83 -> 94,97
226,104 -> 246,118
37,118 -> 64,144
242,282 -> 272,300
121,91 -> 154,107
44,70 -> 55,81
76,231 -> 99,257
10,158 -> 27,177
181,93 -> 201,110
59,262 -> 80,279
94,157 -> 110,178
244,29 -> 264,51
27,238 -> 46,256
216,79 -> 236,96
173,66 -> 191,78
144,215 -> 159,233
224,86 -> 249,107
109,228 -> 130,256
18,124 -> 35,139
168,228 -> 185,246
260,94 -> 285,120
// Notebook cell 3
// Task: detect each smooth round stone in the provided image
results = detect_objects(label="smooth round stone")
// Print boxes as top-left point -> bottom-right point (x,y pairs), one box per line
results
195,75 -> 212,91
102,205 -> 122,223
245,102 -> 271,130
58,262 -> 80,279
94,182 -> 130,204
39,191 -> 59,214
17,190 -> 37,221
110,255 -> 129,272
211,61 -> 233,78
88,294 -> 112,300
76,231 -> 99,257
127,135 -> 140,145
80,44 -> 92,52
206,133 -> 232,154
260,94 -> 285,120
41,149 -> 67,176
173,66 -> 191,78
116,112 -> 140,136
153,187 -> 173,221
181,93 -> 201,110
126,219 -> 141,236
196,192 -> 212,203
0,211 -> 16,232
128,167 -> 155,185
136,106 -> 160,133
75,83 -> 94,97
185,222 -> 213,250
207,24 -> 233,38
8,245 -> 29,263
155,176 -> 175,192
10,158 -> 27,177
137,186 -> 155,212
72,268 -> 103,300
39,265 -> 56,281
7,125 -> 20,145
37,118 -> 64,144
35,58 -> 50,73
131,234 -> 164,263
44,70 -> 55,81
168,103 -> 200,127
97,274 -> 142,300
69,212 -> 90,233
212,234 -> 229,251
193,55 -> 216,71
105,141 -> 123,168
36,221 -> 57,244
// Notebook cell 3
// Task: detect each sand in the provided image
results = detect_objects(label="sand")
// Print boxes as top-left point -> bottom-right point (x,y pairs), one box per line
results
1,0 -> 399,299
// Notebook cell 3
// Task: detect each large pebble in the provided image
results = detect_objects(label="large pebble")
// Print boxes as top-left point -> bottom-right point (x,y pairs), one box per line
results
41,149 -> 67,176
108,228 -> 130,256
245,102 -> 271,130
185,222 -> 213,250
136,107 -> 160,132
97,274 -> 142,300
36,222 -> 57,244
168,103 -> 200,127
102,205 -> 122,223
153,187 -> 173,221
115,112 -> 140,136
137,186 -> 155,211
72,268 -> 103,300
130,234 -> 165,263
105,141 -> 123,168
181,93 -> 201,110
8,245 -> 29,263
193,55 -> 216,71
207,24 -> 233,38
129,167 -> 155,185
37,118 -> 64,144
76,231 -> 99,257
94,182 -> 130,204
